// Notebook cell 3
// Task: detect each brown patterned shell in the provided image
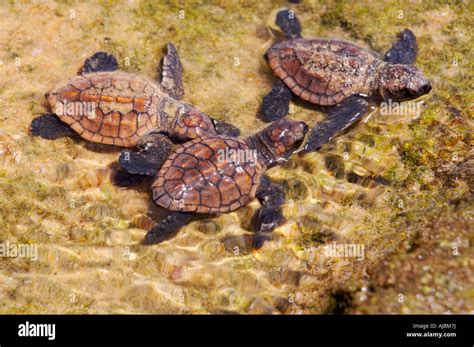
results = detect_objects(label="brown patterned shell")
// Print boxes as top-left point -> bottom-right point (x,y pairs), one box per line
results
45,71 -> 168,147
152,135 -> 264,214
266,38 -> 383,106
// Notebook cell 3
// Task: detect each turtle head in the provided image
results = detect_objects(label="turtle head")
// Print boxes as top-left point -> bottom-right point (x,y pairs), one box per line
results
378,64 -> 431,102
259,118 -> 308,165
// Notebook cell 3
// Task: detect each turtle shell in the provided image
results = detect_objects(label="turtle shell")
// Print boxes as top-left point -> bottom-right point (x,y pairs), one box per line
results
266,38 -> 383,106
152,135 -> 264,214
45,71 -> 168,147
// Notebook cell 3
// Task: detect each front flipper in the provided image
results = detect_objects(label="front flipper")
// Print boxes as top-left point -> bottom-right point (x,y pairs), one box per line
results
30,114 -> 75,140
119,151 -> 158,176
252,176 -> 285,233
157,43 -> 184,100
112,168 -> 147,187
252,206 -> 284,233
384,29 -> 418,65
119,133 -> 173,176
255,175 -> 285,208
259,80 -> 293,123
143,211 -> 193,245
275,9 -> 302,39
82,52 -> 118,74
212,118 -> 241,137
304,96 -> 368,153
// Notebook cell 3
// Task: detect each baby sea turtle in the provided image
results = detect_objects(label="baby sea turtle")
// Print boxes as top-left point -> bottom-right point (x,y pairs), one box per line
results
30,44 -> 240,165
260,9 -> 432,152
120,118 -> 308,245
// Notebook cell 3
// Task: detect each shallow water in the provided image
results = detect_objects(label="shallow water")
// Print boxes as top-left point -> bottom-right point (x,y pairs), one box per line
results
0,1 -> 472,313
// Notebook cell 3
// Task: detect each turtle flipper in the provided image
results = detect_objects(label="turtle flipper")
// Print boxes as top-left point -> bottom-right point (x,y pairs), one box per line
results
112,168 -> 147,187
252,176 -> 285,233
276,9 -> 302,39
259,80 -> 293,123
255,175 -> 285,208
212,118 -> 241,137
384,29 -> 418,65
304,96 -> 368,153
119,133 -> 173,176
119,151 -> 158,176
252,206 -> 284,233
30,114 -> 75,139
251,234 -> 273,250
157,43 -> 184,100
82,52 -> 118,74
142,211 -> 193,245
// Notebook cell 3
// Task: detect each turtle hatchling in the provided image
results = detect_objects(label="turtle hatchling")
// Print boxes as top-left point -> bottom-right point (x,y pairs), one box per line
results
30,43 -> 240,171
260,9 -> 432,152
118,118 -> 308,246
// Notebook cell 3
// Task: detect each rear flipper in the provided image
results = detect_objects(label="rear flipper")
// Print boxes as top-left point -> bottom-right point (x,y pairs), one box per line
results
82,52 -> 118,74
142,211 -> 193,245
304,96 -> 369,153
119,133 -> 173,176
212,118 -> 241,137
30,113 -> 75,140
252,176 -> 285,233
259,80 -> 293,123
